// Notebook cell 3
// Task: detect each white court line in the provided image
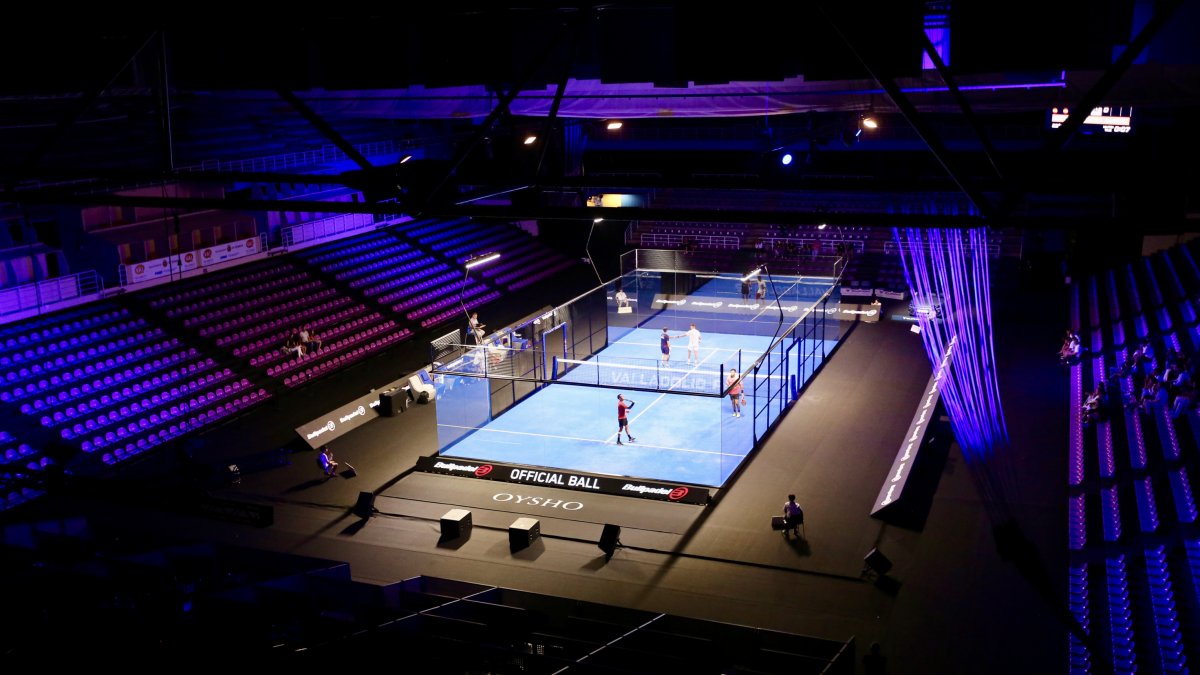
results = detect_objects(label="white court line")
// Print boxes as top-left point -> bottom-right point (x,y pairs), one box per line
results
440,423 -> 728,457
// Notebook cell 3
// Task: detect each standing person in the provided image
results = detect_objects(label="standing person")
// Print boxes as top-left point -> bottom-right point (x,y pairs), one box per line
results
318,445 -> 339,478
782,494 -> 804,538
862,642 -> 887,675
727,369 -> 744,418
740,277 -> 751,300
680,323 -> 702,366
615,394 -> 637,445
660,327 -> 673,364
756,277 -> 767,301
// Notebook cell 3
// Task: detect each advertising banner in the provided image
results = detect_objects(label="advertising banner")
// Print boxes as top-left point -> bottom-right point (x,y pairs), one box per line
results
295,374 -> 412,448
416,455 -> 709,505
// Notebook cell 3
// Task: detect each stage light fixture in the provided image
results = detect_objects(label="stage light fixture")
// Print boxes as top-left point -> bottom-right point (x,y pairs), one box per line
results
464,252 -> 501,269
861,115 -> 879,130
523,135 -> 537,145
781,153 -> 793,166
606,120 -> 623,130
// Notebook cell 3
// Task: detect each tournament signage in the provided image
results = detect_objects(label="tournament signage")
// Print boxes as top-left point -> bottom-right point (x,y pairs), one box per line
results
415,455 -> 709,505
841,286 -> 874,297
294,374 -> 412,449
871,335 -> 955,515
825,303 -> 881,323
648,294 -> 878,323
122,236 -> 262,285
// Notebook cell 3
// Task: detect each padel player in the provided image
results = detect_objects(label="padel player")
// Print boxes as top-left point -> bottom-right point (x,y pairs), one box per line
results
682,323 -> 702,366
616,394 -> 637,445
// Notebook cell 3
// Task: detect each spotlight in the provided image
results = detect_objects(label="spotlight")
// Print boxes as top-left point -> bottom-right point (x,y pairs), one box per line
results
861,115 -> 879,130
781,153 -> 793,166
606,121 -> 623,130
523,135 -> 537,145
399,154 -> 413,164
817,223 -> 827,230
593,218 -> 604,223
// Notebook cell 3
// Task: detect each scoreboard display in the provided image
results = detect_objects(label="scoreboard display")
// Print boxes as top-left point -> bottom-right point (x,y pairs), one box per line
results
1049,106 -> 1133,134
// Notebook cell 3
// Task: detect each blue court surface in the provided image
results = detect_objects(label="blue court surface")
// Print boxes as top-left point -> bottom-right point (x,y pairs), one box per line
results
437,327 -> 833,487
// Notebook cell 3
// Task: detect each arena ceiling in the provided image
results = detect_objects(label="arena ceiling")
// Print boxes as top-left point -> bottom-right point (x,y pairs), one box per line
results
1,3 -> 1198,233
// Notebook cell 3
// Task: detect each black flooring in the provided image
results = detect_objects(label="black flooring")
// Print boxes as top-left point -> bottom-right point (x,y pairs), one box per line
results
2,265 -> 1070,675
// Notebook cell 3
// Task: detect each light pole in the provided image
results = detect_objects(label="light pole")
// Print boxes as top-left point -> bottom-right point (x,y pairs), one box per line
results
461,252 -> 501,345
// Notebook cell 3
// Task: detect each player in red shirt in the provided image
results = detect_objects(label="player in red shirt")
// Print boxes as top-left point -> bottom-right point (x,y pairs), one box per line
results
615,394 -> 637,445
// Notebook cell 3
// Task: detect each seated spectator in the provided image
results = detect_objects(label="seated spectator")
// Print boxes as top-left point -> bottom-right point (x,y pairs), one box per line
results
283,331 -> 306,359
1160,361 -> 1183,394
1133,378 -> 1167,415
469,312 -> 486,344
317,445 -> 338,478
299,325 -> 322,354
1174,367 -> 1195,393
1167,346 -> 1187,369
1118,342 -> 1150,378
1173,379 -> 1197,419
1082,385 -> 1106,427
1058,329 -> 1081,365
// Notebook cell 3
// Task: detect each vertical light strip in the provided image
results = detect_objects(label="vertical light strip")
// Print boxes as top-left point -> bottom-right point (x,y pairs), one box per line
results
895,226 -> 1014,525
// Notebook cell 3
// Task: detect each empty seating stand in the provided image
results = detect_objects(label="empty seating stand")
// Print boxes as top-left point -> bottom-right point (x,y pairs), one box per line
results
0,296 -> 280,473
0,430 -> 46,511
403,217 -> 576,308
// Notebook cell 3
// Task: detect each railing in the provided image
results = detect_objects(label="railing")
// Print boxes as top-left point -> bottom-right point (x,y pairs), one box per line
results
281,213 -> 377,247
15,141 -> 401,193
885,238 -> 1000,258
182,140 -> 400,175
760,237 -> 865,254
0,270 -> 102,318
639,232 -> 740,249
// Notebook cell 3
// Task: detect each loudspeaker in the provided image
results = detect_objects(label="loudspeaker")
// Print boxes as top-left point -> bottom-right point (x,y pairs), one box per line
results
599,524 -> 621,560
509,517 -> 541,551
440,509 -> 472,540
864,547 -> 893,576
353,491 -> 376,518
379,390 -> 400,417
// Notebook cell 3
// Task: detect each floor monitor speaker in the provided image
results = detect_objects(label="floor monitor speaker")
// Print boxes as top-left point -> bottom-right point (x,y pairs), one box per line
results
864,547 -> 893,576
353,491 -> 376,518
599,523 -> 621,560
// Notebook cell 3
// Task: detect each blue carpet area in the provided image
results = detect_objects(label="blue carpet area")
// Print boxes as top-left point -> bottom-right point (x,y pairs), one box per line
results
438,327 -> 836,486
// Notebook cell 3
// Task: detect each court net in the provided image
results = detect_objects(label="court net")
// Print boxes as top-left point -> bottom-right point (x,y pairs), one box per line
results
555,356 -> 725,395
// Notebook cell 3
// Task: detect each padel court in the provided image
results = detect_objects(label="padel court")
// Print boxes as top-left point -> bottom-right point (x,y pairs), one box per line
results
431,263 -> 847,489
